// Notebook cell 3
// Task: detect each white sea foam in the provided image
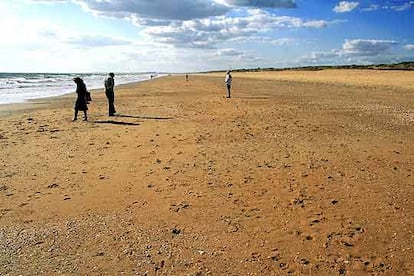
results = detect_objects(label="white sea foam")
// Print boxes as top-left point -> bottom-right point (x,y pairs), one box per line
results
0,73 -> 162,105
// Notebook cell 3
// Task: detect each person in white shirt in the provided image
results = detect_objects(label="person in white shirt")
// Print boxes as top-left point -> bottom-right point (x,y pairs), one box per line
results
104,72 -> 116,116
225,71 -> 232,98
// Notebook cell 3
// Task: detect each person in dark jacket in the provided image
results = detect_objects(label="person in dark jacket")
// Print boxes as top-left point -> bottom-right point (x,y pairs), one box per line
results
72,77 -> 88,121
104,72 -> 116,116
225,71 -> 232,98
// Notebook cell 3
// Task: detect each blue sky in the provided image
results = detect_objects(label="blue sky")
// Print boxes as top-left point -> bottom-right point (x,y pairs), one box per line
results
0,0 -> 413,73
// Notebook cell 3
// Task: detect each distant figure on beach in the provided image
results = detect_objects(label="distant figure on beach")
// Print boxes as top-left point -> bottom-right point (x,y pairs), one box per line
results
72,77 -> 88,121
225,71 -> 232,98
185,74 -> 189,81
104,72 -> 116,116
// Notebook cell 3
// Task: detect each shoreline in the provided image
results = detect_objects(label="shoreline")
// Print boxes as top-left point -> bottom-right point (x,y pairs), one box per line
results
0,73 -> 164,110
2,69 -> 414,115
0,75 -> 168,117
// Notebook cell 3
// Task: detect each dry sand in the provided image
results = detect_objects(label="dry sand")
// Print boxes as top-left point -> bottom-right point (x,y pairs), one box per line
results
0,70 -> 413,275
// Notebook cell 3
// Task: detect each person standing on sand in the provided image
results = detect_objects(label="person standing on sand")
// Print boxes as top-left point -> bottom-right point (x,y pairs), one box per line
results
104,72 -> 116,116
72,77 -> 88,121
225,71 -> 232,98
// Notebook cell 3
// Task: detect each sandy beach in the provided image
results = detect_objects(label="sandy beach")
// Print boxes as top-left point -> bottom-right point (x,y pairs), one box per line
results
0,70 -> 413,275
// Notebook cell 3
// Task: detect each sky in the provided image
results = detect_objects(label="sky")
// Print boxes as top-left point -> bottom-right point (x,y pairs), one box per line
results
0,0 -> 413,73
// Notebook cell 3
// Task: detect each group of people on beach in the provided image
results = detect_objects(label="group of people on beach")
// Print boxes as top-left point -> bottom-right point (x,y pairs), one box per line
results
72,70 -> 233,121
72,73 -> 116,121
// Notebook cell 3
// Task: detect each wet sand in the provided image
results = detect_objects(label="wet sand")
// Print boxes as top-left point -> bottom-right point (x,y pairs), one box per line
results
0,70 -> 413,275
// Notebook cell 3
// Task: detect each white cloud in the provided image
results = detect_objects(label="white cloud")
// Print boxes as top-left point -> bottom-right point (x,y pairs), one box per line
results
29,0 -> 298,18
342,39 -> 398,56
300,38 -> 401,65
302,20 -> 328,28
404,44 -> 414,50
11,0 -> 410,73
76,0 -> 230,21
143,9 -> 335,49
299,49 -> 342,64
264,37 -> 295,45
390,1 -> 413,11
223,0 -> 296,8
362,4 -> 380,11
361,1 -> 413,12
19,1 -> 336,52
333,1 -> 359,13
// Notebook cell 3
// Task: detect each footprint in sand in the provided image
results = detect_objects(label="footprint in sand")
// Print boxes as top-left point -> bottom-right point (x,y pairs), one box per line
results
0,184 -> 8,191
47,183 -> 59,189
0,208 -> 12,218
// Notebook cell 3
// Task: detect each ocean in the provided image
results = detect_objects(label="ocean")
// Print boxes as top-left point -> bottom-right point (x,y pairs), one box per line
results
0,72 -> 161,105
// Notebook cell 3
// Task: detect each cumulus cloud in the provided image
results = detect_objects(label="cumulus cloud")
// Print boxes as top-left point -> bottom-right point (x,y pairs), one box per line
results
299,50 -> 342,64
302,20 -> 328,28
300,38 -> 402,66
65,0 -> 299,23
223,0 -> 296,8
333,1 -> 359,13
404,44 -> 414,50
143,9 -> 334,49
76,0 -> 230,21
25,0 -> 333,50
342,39 -> 398,56
22,1 -> 331,51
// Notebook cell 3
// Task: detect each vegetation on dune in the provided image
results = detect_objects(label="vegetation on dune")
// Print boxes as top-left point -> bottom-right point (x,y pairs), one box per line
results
209,61 -> 414,73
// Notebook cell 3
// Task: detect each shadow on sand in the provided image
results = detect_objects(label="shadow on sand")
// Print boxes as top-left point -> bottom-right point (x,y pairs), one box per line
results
93,120 -> 140,126
115,114 -> 173,120
233,96 -> 270,100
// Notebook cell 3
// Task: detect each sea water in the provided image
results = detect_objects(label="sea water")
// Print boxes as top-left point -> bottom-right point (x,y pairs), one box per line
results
0,72 -> 160,105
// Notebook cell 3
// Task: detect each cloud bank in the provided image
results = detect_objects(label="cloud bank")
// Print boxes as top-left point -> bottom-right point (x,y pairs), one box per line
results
141,9 -> 332,49
223,0 -> 296,8
78,0 -> 229,21
342,39 -> 398,56
74,0 -> 297,21
302,39 -> 400,65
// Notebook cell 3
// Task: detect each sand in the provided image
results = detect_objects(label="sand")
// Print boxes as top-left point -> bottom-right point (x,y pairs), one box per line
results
0,70 -> 413,275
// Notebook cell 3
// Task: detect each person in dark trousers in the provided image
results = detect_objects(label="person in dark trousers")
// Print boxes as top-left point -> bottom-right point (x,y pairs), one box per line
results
225,71 -> 232,98
72,77 -> 88,121
104,72 -> 116,116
